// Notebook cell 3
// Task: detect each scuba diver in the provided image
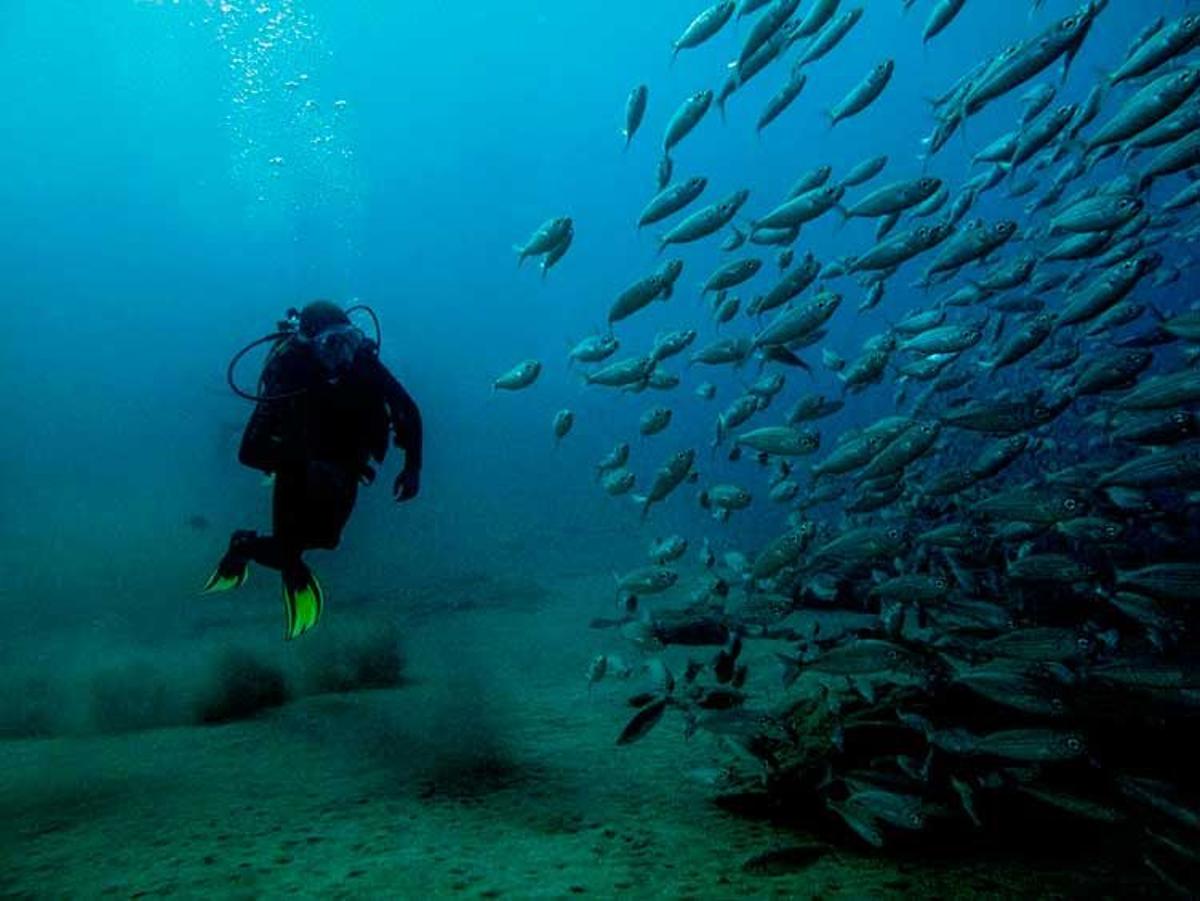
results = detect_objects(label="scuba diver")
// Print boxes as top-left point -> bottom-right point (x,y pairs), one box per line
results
205,299 -> 423,639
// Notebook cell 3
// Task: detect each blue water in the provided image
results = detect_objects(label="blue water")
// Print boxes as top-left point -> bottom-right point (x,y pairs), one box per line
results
0,1 -> 1192,622
0,2 -> 1198,889
0,0 -> 1185,613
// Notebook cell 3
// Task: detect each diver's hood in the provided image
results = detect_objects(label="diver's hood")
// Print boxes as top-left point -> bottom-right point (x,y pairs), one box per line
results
299,300 -> 351,338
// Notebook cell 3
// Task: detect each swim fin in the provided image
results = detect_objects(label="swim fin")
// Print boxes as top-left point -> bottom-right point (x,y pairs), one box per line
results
203,553 -> 250,592
203,530 -> 255,593
281,564 -> 323,640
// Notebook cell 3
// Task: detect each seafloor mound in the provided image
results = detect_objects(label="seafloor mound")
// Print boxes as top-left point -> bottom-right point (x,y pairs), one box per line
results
0,616 -> 408,738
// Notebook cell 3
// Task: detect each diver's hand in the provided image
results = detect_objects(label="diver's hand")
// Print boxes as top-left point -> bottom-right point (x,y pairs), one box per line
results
393,468 -> 420,502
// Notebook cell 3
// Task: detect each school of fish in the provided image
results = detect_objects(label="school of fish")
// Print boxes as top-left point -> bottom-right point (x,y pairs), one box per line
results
506,0 -> 1199,886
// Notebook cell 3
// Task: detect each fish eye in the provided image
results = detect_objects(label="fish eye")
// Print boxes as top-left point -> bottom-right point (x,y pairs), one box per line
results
1066,736 -> 1083,752
888,528 -> 901,540
1060,16 -> 1076,30
1064,498 -> 1077,511
935,578 -> 947,590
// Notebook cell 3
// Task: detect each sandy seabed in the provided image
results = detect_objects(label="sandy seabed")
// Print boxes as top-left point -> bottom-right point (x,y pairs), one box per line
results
0,571 -> 1162,899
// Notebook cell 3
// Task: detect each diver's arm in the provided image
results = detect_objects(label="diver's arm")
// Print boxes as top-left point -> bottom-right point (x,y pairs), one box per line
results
369,352 -> 423,500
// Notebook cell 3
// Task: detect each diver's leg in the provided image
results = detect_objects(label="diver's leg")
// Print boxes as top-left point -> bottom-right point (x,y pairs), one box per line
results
278,462 -> 357,639
227,468 -> 305,572
236,534 -> 289,570
242,462 -> 357,561
302,461 -> 359,551
274,464 -> 329,639
218,464 -> 354,637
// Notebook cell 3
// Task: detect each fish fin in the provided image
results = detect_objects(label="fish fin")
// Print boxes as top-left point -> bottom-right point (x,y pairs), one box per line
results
777,653 -> 801,688
896,709 -> 933,738
849,676 -> 875,704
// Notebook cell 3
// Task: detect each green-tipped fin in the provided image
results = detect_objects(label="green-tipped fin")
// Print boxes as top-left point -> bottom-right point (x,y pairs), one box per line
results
282,568 -> 323,640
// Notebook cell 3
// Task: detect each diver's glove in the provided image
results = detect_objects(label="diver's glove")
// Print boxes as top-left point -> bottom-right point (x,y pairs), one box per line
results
393,467 -> 420,502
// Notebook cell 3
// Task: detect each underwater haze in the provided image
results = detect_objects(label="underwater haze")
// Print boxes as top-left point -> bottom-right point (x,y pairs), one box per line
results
2,0 -> 1199,896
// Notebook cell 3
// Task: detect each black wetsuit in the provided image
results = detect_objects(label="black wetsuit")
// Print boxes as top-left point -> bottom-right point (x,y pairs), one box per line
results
234,336 -> 422,573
